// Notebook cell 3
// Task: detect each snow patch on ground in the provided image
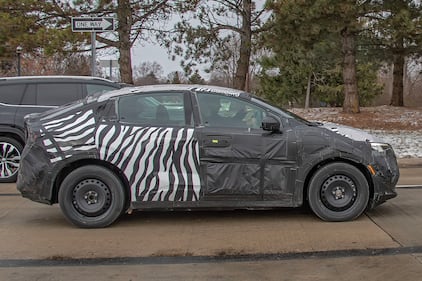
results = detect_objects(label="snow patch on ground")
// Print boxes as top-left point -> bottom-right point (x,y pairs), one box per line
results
290,106 -> 422,159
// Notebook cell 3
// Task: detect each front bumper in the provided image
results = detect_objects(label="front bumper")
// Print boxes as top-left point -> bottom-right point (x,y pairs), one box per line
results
368,147 -> 399,208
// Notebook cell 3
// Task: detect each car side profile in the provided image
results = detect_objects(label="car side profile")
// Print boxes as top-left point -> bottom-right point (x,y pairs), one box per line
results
17,85 -> 399,228
0,76 -> 122,182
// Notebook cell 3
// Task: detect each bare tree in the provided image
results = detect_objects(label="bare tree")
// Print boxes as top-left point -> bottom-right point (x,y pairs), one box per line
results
31,1 -> 189,84
170,0 -> 269,90
133,61 -> 164,85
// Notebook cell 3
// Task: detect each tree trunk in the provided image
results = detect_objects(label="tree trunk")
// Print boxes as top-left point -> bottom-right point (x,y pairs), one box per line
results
117,0 -> 133,84
233,0 -> 252,91
305,72 -> 312,109
341,27 -> 360,113
390,53 -> 405,106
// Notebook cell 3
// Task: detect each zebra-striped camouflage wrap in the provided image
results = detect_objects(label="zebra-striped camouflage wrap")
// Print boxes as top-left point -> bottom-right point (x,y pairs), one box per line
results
96,124 -> 201,202
41,109 -> 97,163
40,108 -> 202,203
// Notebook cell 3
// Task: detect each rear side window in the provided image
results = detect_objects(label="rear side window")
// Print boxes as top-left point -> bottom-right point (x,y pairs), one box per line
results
37,83 -> 82,106
118,92 -> 186,126
86,84 -> 118,96
0,84 -> 25,105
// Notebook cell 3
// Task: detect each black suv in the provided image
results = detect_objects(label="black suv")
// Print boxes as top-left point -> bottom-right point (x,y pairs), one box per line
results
0,76 -> 122,182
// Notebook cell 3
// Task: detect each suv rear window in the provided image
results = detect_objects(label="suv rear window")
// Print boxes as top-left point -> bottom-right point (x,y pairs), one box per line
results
20,83 -> 83,106
37,83 -> 82,106
0,84 -> 25,105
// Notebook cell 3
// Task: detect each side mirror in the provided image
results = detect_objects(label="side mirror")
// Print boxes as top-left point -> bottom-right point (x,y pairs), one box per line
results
261,116 -> 280,132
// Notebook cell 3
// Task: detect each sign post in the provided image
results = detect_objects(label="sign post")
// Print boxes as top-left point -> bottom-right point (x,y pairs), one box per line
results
100,60 -> 119,80
71,17 -> 115,76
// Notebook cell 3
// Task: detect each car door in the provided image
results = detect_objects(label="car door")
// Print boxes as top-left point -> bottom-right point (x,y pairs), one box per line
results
104,91 -> 201,205
195,93 -> 295,203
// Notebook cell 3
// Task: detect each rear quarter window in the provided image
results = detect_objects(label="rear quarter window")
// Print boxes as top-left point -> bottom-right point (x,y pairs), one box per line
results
118,93 -> 186,126
0,84 -> 26,105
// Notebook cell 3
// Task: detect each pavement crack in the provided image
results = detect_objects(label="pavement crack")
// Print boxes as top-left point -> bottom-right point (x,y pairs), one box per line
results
366,214 -> 404,247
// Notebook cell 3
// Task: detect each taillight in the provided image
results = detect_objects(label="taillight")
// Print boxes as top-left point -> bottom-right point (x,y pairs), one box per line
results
26,128 -> 41,143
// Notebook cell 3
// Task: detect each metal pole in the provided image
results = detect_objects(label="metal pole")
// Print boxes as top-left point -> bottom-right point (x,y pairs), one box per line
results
109,60 -> 112,80
16,46 -> 22,76
17,54 -> 21,76
91,32 -> 96,76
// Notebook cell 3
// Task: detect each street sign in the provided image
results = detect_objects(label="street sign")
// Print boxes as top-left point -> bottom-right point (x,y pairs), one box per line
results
100,60 -> 119,68
71,17 -> 115,32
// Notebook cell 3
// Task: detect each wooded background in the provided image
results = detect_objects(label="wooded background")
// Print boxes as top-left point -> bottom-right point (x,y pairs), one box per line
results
1,0 -> 421,112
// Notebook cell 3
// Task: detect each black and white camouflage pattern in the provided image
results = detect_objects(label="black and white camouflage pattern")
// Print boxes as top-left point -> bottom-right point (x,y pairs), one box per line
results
41,109 -> 96,163
39,109 -> 202,203
96,124 -> 201,202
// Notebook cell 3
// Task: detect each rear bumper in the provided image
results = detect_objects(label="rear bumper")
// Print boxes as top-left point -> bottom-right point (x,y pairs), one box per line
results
16,144 -> 54,205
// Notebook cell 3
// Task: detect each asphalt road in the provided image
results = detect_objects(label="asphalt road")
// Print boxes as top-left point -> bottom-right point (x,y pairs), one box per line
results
1,167 -> 422,281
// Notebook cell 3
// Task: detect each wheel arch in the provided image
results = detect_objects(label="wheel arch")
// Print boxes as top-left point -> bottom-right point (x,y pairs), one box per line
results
302,157 -> 374,206
52,159 -> 130,208
0,127 -> 25,147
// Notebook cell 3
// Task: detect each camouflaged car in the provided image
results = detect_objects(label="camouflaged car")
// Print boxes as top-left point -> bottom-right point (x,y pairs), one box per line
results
17,85 -> 399,228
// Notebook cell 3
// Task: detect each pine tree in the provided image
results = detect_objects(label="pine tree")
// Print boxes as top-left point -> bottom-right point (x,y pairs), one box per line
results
262,0 -> 385,113
368,0 -> 422,106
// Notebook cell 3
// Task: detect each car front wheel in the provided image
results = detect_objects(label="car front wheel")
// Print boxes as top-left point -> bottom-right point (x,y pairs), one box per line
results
58,165 -> 126,228
308,162 -> 369,222
0,137 -> 22,183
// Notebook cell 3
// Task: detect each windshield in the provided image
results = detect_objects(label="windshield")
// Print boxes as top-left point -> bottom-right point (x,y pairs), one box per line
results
251,96 -> 314,125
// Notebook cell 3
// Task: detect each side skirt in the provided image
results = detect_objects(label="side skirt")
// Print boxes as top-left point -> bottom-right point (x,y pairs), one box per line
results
130,198 -> 296,211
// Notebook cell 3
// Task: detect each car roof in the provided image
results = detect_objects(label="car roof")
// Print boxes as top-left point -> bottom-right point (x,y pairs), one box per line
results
0,75 -> 118,84
97,84 -> 251,102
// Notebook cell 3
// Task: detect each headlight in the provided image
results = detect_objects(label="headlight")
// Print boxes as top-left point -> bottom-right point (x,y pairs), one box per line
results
370,142 -> 391,153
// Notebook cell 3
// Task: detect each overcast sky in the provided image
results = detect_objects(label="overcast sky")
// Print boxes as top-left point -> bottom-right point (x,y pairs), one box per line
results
98,41 -> 183,80
133,42 -> 182,74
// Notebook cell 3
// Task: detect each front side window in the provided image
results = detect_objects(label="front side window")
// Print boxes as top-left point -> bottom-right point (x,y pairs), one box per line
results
118,92 -> 186,126
197,93 -> 266,129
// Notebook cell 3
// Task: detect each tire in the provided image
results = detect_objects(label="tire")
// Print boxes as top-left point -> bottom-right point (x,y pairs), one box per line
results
0,137 -> 23,183
58,165 -> 126,228
308,162 -> 369,222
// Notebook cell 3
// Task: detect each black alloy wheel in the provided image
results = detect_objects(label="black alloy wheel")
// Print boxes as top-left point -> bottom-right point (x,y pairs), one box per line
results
0,137 -> 23,183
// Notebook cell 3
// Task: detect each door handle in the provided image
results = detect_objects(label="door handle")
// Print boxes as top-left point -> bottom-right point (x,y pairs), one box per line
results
203,136 -> 231,147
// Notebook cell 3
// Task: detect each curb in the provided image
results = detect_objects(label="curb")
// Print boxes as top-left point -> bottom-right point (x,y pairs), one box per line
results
397,158 -> 422,168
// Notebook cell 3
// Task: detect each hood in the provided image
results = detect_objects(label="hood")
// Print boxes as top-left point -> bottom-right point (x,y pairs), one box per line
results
322,122 -> 383,142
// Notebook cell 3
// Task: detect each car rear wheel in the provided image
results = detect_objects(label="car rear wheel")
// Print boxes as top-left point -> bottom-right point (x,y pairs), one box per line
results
0,137 -> 22,183
58,165 -> 126,228
308,162 -> 369,222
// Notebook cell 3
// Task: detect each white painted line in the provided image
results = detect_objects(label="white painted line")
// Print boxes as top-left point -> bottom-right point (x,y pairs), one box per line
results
396,185 -> 422,188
